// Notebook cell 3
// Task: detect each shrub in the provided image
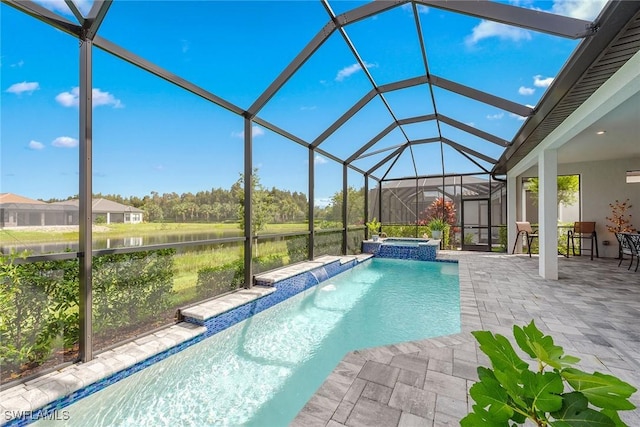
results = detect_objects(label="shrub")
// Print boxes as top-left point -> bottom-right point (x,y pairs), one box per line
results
196,259 -> 243,298
462,321 -> 637,426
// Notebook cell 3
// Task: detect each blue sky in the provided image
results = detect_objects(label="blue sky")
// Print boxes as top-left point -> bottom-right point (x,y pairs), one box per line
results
1,0 -> 607,206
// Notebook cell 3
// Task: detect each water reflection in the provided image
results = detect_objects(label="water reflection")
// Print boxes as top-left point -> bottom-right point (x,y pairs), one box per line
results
1,230 -> 242,255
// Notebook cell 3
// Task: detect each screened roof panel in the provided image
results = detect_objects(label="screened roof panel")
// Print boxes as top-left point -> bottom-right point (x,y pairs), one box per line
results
420,5 -> 580,107
33,0 -> 93,21
380,148 -> 417,180
430,86 -> 522,141
409,143 -> 445,177
383,85 -> 435,120
439,123 -> 504,161
319,96 -> 396,160
355,126 -> 408,159
258,31 -> 375,142
441,144 -> 494,175
96,1 -> 327,109
342,5 -> 425,86
399,121 -> 440,141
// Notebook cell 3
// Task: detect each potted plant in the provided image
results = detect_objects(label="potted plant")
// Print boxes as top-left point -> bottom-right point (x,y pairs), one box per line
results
365,217 -> 382,241
428,218 -> 446,239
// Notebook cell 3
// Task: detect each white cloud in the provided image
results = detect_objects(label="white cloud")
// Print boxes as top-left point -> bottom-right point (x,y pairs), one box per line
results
518,86 -> 535,95
551,0 -> 607,20
28,140 -> 45,150
52,136 -> 78,148
486,113 -> 504,120
34,0 -> 92,16
6,81 -> 40,95
315,197 -> 332,208
314,155 -> 327,165
55,87 -> 123,108
11,60 -> 24,68
300,105 -> 317,111
231,125 -> 265,139
181,39 -> 190,53
401,3 -> 429,15
335,62 -> 376,82
466,20 -> 531,46
509,113 -> 527,121
533,75 -> 554,88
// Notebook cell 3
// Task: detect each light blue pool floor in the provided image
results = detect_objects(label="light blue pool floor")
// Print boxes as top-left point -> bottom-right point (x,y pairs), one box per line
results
292,252 -> 640,427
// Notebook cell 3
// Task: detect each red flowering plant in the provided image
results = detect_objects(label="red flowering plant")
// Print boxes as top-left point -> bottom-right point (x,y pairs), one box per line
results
418,197 -> 457,227
606,199 -> 635,233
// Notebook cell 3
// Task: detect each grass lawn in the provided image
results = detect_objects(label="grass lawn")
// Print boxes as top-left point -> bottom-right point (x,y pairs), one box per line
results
0,222 -> 309,245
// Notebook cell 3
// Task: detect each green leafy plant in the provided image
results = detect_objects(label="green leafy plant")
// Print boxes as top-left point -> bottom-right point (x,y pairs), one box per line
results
428,218 -> 447,231
462,321 -> 637,427
365,217 -> 381,235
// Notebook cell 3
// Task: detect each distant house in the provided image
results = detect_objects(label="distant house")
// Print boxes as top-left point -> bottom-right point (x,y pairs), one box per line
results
52,198 -> 144,224
0,193 -> 143,227
0,193 -> 78,227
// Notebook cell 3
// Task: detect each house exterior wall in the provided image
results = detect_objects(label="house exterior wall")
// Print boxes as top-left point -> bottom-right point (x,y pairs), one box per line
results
521,156 -> 640,258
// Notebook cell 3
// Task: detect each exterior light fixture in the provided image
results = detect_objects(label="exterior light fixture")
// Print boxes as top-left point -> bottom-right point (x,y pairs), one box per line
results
596,130 -> 606,135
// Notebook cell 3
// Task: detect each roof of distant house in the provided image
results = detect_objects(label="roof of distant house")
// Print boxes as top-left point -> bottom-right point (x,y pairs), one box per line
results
52,198 -> 144,213
0,193 -> 46,205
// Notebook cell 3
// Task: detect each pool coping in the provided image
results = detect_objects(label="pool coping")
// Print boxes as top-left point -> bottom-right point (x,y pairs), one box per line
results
0,254 -> 374,426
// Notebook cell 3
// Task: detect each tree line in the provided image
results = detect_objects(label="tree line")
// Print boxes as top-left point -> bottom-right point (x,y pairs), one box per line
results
43,171 -> 365,226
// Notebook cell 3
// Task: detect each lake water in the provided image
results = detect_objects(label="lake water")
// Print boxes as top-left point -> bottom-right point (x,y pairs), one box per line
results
0,230 -> 242,255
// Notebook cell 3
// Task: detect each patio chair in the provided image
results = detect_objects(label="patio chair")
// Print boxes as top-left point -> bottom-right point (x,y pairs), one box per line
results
617,232 -> 640,272
511,221 -> 538,257
566,221 -> 599,260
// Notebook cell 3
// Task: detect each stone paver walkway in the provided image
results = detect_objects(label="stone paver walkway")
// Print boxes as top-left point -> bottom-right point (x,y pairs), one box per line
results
292,252 -> 640,426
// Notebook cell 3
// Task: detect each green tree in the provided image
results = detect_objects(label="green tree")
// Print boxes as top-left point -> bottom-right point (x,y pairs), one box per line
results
527,175 -> 579,207
236,169 -> 275,236
326,186 -> 365,225
142,202 -> 163,222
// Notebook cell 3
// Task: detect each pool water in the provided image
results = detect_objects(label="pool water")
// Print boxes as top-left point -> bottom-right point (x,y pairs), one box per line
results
37,258 -> 459,427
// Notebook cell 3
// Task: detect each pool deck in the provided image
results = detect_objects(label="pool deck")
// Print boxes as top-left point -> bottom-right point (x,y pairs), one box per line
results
292,252 -> 640,426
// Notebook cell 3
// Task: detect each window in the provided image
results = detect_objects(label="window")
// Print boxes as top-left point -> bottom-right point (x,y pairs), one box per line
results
626,170 -> 640,183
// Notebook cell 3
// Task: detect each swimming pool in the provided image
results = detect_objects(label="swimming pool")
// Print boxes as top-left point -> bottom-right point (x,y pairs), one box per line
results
34,258 -> 459,426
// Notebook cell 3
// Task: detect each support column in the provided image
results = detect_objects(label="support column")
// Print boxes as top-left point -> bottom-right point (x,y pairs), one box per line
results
243,118 -> 253,288
364,175 -> 369,239
79,37 -> 93,362
507,174 -> 517,254
308,148 -> 315,260
342,164 -> 348,255
539,149 -> 558,279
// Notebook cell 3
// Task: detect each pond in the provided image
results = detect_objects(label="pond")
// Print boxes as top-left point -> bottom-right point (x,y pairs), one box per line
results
0,230 -> 243,255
